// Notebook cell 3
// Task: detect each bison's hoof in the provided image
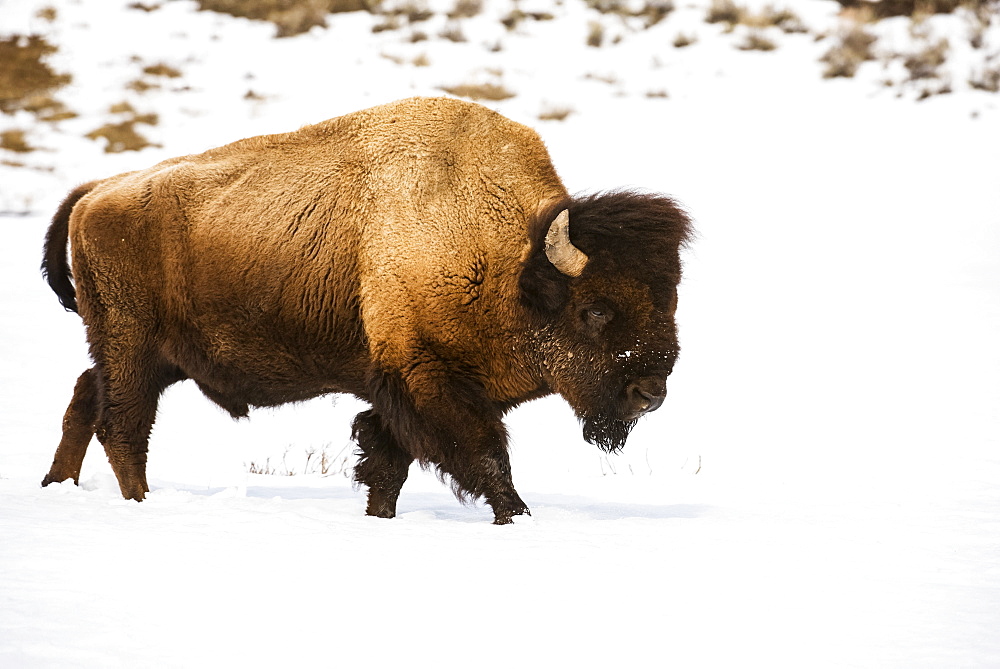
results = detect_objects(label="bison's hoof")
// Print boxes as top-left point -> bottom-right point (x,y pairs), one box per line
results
365,500 -> 398,519
366,508 -> 396,519
493,507 -> 531,525
117,482 -> 147,502
41,473 -> 77,487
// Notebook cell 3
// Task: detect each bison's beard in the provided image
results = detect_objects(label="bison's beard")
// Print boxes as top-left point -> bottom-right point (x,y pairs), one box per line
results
581,414 -> 638,454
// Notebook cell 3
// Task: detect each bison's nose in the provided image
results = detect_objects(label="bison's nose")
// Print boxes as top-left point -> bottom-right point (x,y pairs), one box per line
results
624,378 -> 667,419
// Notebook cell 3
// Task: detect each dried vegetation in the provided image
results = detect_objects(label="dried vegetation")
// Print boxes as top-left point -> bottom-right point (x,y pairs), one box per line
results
821,21 -> 878,78
538,104 -> 574,121
2,0 -> 999,163
192,0 -> 377,37
439,81 -> 516,101
833,0 -> 967,20
587,0 -> 674,29
1,129 -> 35,153
247,444 -> 351,477
85,102 -> 161,153
0,35 -> 72,116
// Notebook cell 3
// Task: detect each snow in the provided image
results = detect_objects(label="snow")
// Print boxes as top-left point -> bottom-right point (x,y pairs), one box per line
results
2,0 -> 1000,667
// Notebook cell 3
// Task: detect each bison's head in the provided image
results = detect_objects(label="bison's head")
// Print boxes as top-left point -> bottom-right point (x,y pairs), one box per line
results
520,191 -> 693,453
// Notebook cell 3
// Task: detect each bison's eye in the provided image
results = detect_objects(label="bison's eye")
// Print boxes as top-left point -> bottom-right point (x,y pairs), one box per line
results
581,305 -> 614,332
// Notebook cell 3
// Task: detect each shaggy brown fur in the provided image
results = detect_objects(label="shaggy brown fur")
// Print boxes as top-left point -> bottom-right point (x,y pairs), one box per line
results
40,97 -> 692,524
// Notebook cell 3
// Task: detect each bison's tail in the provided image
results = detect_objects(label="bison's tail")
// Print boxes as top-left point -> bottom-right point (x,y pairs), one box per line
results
41,182 -> 95,313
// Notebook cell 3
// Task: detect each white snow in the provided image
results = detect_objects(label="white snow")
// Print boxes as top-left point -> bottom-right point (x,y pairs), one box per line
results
2,1 -> 999,667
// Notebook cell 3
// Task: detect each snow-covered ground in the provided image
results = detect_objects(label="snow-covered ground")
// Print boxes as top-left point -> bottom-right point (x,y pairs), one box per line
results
2,1 -> 999,666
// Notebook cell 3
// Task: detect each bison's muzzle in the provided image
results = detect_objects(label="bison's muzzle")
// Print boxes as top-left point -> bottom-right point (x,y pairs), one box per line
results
623,375 -> 668,420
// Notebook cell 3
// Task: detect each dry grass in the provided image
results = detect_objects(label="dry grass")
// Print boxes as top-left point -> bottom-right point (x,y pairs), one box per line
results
447,0 -> 482,20
752,6 -> 807,34
586,0 -> 674,29
501,9 -> 555,31
587,21 -> 606,47
439,82 -> 515,101
970,61 -> 1000,92
673,32 -> 697,48
538,104 -> 574,121
706,0 -> 744,27
86,103 -> 160,153
247,444 -> 351,476
832,0 -> 966,20
820,22 -> 878,78
584,71 -> 620,86
142,63 -> 183,78
705,2 -> 805,38
1,129 -> 34,153
904,37 -> 949,80
22,95 -> 77,122
192,0 -> 375,37
376,0 -> 435,28
126,78 -> 160,93
738,30 -> 778,51
439,22 -> 467,42
86,121 -> 159,153
0,35 -> 72,115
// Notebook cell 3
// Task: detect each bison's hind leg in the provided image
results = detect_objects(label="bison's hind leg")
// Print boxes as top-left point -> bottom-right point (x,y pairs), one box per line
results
42,367 -> 100,488
92,360 -> 182,501
352,409 -> 413,518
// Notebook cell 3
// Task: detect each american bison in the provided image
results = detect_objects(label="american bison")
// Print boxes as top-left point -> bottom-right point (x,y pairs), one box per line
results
41,97 -> 692,524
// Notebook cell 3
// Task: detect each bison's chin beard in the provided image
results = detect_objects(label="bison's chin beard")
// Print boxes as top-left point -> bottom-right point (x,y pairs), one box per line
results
581,414 -> 638,454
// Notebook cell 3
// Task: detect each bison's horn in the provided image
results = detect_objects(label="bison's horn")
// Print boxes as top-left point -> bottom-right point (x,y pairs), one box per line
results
544,209 -> 588,277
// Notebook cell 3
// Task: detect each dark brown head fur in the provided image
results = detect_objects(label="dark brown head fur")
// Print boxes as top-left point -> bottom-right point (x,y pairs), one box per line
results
520,190 -> 693,452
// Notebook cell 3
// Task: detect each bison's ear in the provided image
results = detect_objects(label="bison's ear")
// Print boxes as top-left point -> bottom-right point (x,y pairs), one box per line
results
520,209 -> 573,319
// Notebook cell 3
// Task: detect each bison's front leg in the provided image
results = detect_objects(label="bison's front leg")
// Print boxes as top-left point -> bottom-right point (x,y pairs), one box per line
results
443,440 -> 530,526
368,369 -> 530,525
352,409 -> 413,518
